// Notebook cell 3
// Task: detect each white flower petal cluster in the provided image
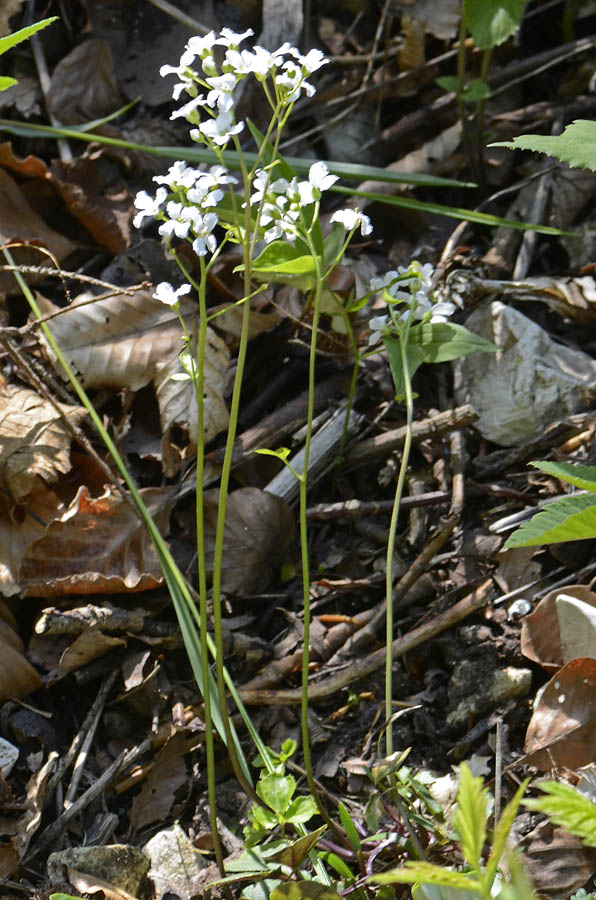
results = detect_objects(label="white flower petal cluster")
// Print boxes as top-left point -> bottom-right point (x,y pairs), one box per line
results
133,187 -> 168,228
368,262 -> 455,341
330,208 -> 373,236
249,162 -> 338,242
159,28 -> 329,148
154,281 -> 191,307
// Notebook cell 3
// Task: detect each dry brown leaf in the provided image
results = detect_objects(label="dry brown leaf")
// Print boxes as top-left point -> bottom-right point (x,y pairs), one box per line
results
0,751 -> 57,877
129,732 -> 188,834
397,0 -> 459,39
0,1 -> 23,37
0,142 -> 48,179
203,487 -> 295,595
50,156 -> 132,254
523,657 -> 596,770
0,168 -> 75,291
0,382 -> 86,503
34,289 -> 230,476
0,632 -> 42,701
398,14 -> 426,70
0,477 -> 65,597
57,631 -> 126,675
522,818 -> 596,899
48,38 -> 122,125
68,870 -> 141,900
19,485 -> 176,596
521,584 -> 596,673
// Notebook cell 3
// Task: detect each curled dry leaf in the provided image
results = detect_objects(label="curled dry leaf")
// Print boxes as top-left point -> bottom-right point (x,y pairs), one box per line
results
34,289 -> 230,476
521,818 -> 596,900
203,487 -> 295,595
0,750 -> 57,878
521,584 -> 596,673
47,38 -> 122,125
19,485 -> 177,597
129,732 -> 188,835
523,657 -> 596,771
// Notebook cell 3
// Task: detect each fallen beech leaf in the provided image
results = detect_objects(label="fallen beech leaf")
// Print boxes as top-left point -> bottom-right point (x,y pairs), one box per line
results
34,290 -> 230,476
0,168 -> 75,291
523,657 -> 596,770
0,142 -> 47,179
521,584 -> 596,673
50,157 -> 132,254
57,631 -> 126,675
522,818 -> 596,900
203,487 -> 295,595
0,634 -> 41,701
67,870 -> 140,900
129,733 -> 188,834
47,38 -> 122,125
0,383 -> 86,503
19,485 -> 176,596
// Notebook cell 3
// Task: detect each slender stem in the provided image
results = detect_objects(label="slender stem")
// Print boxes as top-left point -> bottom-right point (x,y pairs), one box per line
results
384,323 -> 414,757
456,12 -> 477,178
474,47 -> 492,183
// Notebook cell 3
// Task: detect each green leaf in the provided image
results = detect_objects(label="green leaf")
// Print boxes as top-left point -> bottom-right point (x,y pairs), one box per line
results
503,493 -> 596,548
370,862 -> 482,891
490,120 -> 596,172
529,460 -> 596,493
269,826 -> 327,870
285,795 -> 318,824
383,336 -> 425,400
0,76 -> 17,92
525,782 -> 596,847
252,805 -> 279,831
257,773 -> 296,816
50,895 -> 84,900
460,79 -> 492,102
271,882 -> 342,900
485,779 -> 530,886
338,801 -> 362,851
463,0 -> 527,49
323,222 -> 347,267
251,241 -> 318,277
413,885 -> 485,900
408,322 -> 498,363
0,16 -> 57,56
453,764 -> 489,869
436,76 -> 460,94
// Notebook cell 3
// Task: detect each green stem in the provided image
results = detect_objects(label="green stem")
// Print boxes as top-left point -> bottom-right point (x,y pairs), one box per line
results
384,323 -> 414,757
456,12 -> 477,178
474,47 -> 492,183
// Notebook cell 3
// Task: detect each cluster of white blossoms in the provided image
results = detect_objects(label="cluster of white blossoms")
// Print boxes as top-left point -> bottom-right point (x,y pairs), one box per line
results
368,262 -> 455,344
160,27 -> 329,149
133,28 -> 374,306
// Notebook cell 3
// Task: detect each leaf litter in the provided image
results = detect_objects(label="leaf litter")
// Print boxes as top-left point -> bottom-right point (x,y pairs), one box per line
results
0,0 -> 596,897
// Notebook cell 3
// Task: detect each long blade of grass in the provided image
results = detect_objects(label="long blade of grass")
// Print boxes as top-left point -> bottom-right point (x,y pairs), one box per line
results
332,186 -> 572,234
0,117 -> 474,188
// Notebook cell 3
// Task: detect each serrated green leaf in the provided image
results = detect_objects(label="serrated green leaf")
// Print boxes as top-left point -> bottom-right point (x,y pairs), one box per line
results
525,782 -> 596,847
0,76 -> 17,91
530,460 -> 596,493
490,120 -> 596,172
503,493 -> 596,548
370,862 -> 482,891
485,779 -> 529,886
464,0 -> 527,49
0,17 -> 57,57
453,764 -> 489,868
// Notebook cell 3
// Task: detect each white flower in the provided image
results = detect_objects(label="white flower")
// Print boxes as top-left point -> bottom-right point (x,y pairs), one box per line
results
249,169 -> 290,205
153,161 -> 198,189
368,314 -> 390,345
133,187 -> 168,227
158,201 -> 199,239
186,32 -> 218,58
170,96 -> 205,121
430,300 -> 456,323
330,208 -> 373,236
191,211 -> 219,255
193,109 -> 244,146
160,55 -> 198,101
288,47 -> 329,73
215,27 -> 254,48
297,161 -> 338,204
154,282 -> 191,306
275,61 -> 314,101
205,73 -> 237,107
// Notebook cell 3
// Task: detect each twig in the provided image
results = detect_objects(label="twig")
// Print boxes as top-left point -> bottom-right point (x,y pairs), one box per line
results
238,578 -> 494,704
144,0 -> 210,34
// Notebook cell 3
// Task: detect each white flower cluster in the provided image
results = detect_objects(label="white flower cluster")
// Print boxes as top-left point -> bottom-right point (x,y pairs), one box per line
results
133,162 -> 237,258
249,161 -> 372,244
368,263 -> 455,344
160,27 -> 329,149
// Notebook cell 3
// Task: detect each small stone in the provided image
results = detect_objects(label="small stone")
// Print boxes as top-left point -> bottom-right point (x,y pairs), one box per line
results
47,845 -> 149,896
144,823 -> 208,900
0,738 -> 18,777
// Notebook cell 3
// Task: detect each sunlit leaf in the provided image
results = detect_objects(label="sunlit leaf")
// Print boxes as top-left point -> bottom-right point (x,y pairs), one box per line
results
525,782 -> 596,847
453,764 -> 489,868
491,120 -> 596,172
464,0 -> 527,49
504,494 -> 596,548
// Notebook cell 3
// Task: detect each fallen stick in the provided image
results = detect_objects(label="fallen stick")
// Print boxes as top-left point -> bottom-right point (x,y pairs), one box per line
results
238,578 -> 494,705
